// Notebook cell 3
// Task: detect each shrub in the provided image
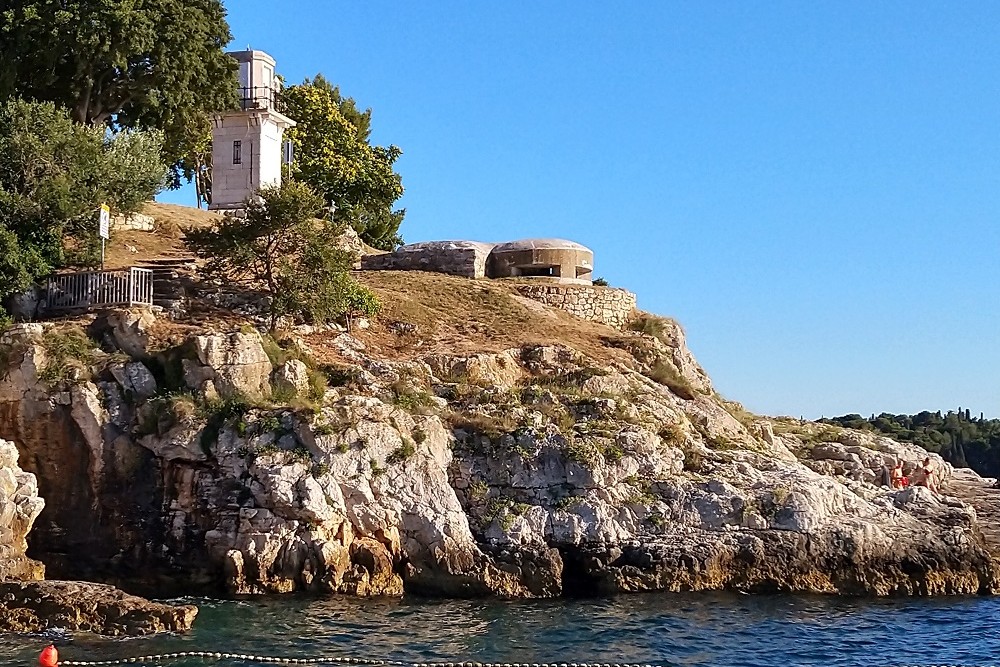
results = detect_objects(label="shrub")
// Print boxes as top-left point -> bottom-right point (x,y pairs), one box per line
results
483,496 -> 523,531
306,368 -> 328,401
447,410 -> 520,441
390,381 -> 437,414
387,439 -> 416,464
188,182 -> 379,330
629,313 -> 682,346
592,277 -> 609,287
658,423 -> 687,447
646,359 -> 697,400
0,99 -> 167,306
320,363 -> 358,387
564,438 -> 600,467
38,328 -> 98,387
469,480 -> 489,501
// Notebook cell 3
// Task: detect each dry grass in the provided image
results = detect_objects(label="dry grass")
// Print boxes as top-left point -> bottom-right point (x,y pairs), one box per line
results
301,270 -> 638,365
47,202 -> 661,374
102,201 -> 221,269
143,202 -> 223,230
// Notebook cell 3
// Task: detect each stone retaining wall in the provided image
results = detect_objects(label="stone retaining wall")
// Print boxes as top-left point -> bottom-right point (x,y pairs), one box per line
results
512,284 -> 637,329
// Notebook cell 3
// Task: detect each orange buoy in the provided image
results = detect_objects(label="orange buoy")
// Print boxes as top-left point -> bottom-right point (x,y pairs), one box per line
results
39,645 -> 59,667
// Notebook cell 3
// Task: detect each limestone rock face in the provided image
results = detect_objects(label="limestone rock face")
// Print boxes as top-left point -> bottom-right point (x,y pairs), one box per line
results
101,309 -> 157,358
272,359 -> 310,397
0,581 -> 196,635
0,309 -> 995,600
184,331 -> 272,398
0,439 -> 45,581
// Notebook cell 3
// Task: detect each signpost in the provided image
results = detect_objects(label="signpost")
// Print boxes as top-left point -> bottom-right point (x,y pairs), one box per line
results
98,204 -> 110,269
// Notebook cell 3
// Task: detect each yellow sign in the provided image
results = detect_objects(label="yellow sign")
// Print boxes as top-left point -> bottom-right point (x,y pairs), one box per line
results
98,204 -> 110,239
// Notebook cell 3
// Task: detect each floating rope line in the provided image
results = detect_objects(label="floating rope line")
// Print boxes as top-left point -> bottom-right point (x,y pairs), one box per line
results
51,652 -> 1000,667
57,654 -> 664,667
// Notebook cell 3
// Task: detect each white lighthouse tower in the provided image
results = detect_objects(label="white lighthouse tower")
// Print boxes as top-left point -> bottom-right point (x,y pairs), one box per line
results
209,50 -> 296,211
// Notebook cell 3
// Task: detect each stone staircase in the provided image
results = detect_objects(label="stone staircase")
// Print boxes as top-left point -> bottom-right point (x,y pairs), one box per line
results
133,254 -> 198,313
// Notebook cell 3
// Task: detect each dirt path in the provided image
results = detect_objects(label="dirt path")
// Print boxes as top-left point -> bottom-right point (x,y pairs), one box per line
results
945,468 -> 1000,552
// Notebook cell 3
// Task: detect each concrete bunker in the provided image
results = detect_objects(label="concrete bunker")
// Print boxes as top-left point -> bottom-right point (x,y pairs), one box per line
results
487,239 -> 594,285
360,237 -> 596,285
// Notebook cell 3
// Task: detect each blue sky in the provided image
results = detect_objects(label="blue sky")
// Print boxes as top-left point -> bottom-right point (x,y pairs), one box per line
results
159,1 -> 1000,420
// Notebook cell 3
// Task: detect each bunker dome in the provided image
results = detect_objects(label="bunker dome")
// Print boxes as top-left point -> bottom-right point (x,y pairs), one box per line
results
487,238 -> 594,285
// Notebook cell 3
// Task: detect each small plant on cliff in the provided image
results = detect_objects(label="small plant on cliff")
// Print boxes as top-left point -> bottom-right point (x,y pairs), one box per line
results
647,510 -> 668,529
389,381 -> 437,414
629,314 -> 682,347
369,458 -> 387,477
38,327 -> 99,387
468,480 -> 489,502
387,439 -> 416,464
187,182 -> 379,330
646,359 -> 697,400
658,423 -> 687,448
553,495 -> 580,511
592,277 -> 609,287
564,437 -> 600,467
483,496 -> 527,531
320,363 -> 359,388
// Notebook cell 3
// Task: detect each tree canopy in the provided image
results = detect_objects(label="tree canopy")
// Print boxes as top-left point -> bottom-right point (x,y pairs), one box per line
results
0,98 -> 167,314
186,182 -> 380,329
0,0 -> 238,185
282,76 -> 406,250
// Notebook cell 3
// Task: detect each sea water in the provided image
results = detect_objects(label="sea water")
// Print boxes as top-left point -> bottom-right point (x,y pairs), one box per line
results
2,592 -> 999,667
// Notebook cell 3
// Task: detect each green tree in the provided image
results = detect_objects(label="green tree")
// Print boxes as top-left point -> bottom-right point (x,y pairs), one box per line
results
0,0 -> 238,185
0,98 -> 167,313
187,182 -> 380,329
281,76 -> 406,250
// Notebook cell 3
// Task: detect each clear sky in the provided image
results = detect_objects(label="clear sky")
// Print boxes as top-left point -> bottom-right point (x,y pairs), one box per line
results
159,1 -> 1000,420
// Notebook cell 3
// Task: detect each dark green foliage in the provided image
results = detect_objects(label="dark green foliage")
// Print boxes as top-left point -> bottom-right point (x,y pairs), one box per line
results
0,99 -> 167,313
592,277 -> 609,287
0,0 -> 239,184
389,381 -> 437,414
821,410 -> 1000,477
281,76 -> 405,250
187,182 -> 380,329
387,440 -> 415,464
319,363 -> 358,388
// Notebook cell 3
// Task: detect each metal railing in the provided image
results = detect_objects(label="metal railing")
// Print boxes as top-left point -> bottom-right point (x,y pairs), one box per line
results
238,86 -> 285,113
46,267 -> 154,311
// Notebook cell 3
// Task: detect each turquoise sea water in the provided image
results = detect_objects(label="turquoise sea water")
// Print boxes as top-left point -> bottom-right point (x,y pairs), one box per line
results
3,593 -> 1000,667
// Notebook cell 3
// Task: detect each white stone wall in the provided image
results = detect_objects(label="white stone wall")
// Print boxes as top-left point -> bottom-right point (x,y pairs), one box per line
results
513,284 -> 637,329
210,111 -> 293,210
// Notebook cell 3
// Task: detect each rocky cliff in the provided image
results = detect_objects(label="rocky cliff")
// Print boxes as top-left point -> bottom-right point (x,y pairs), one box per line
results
0,273 -> 996,598
0,438 -> 44,581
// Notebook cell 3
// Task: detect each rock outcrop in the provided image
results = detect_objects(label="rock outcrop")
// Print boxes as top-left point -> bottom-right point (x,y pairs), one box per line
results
0,439 -> 44,582
0,306 -> 996,599
0,580 -> 196,635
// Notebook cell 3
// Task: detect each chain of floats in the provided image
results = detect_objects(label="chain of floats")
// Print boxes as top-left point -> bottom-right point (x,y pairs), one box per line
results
58,654 -> 664,667
52,656 -> 1000,667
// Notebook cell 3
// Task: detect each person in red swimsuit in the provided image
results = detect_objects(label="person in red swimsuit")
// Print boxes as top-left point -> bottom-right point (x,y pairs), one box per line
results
889,460 -> 909,489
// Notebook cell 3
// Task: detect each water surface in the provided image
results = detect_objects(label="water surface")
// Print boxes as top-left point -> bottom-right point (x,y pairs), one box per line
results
3,592 -> 999,667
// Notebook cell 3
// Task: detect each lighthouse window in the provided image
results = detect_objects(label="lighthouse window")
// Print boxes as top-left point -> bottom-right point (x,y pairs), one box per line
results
233,140 -> 242,165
